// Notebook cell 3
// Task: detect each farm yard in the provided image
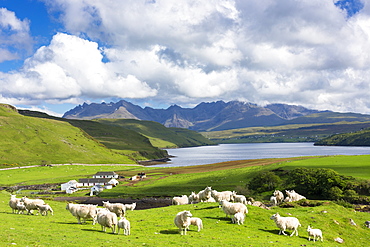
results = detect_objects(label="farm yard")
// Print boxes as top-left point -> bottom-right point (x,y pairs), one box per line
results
0,155 -> 370,246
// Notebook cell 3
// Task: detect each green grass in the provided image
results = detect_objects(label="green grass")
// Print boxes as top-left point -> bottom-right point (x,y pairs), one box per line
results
1,190 -> 369,246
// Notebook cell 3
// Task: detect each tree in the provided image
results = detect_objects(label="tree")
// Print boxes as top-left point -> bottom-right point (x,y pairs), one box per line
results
247,171 -> 282,193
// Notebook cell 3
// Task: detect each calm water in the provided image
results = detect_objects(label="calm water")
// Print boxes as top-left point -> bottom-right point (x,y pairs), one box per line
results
151,143 -> 370,167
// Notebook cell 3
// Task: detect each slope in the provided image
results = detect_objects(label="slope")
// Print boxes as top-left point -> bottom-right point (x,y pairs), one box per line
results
0,104 -> 134,166
315,127 -> 370,146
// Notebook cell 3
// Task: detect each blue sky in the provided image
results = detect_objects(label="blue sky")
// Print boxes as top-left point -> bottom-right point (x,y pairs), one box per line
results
0,0 -> 369,116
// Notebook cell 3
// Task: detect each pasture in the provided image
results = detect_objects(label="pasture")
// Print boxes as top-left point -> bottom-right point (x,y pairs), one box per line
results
1,191 -> 370,246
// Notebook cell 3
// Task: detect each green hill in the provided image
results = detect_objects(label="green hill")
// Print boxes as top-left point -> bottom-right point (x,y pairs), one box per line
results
0,104 -> 134,166
96,118 -> 214,148
315,128 -> 370,146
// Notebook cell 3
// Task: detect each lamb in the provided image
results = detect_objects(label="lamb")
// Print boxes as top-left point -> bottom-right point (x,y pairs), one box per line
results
232,212 -> 245,225
102,201 -> 126,217
211,190 -> 233,202
270,212 -> 301,237
197,186 -> 212,202
97,210 -> 118,234
219,200 -> 248,219
36,204 -> 54,216
172,195 -> 189,205
174,210 -> 193,235
270,196 -> 277,206
273,190 -> 284,204
124,202 -> 136,211
20,196 -> 45,215
9,195 -> 20,214
187,217 -> 203,232
307,225 -> 323,242
16,201 -> 27,214
232,193 -> 248,205
66,203 -> 98,224
117,217 -> 131,235
189,192 -> 199,204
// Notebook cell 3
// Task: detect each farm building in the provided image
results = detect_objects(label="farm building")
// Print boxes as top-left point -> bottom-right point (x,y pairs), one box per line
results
78,178 -> 119,187
93,171 -> 118,179
61,180 -> 78,191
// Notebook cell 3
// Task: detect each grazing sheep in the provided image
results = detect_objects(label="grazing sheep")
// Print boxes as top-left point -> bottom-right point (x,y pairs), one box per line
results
270,212 -> 301,237
365,221 -> 370,228
66,203 -> 97,224
232,212 -> 245,225
172,195 -> 189,205
270,196 -> 277,206
273,190 -> 284,204
117,217 -> 131,235
307,225 -> 323,242
174,210 -> 193,235
36,204 -> 54,216
16,201 -> 27,214
219,200 -> 248,220
233,194 -> 247,205
188,217 -> 203,232
198,186 -> 212,202
102,201 -> 126,217
285,190 -> 306,202
97,210 -> 118,234
20,196 -> 45,215
211,190 -> 233,202
189,192 -> 199,204
124,202 -> 136,211
9,195 -> 20,214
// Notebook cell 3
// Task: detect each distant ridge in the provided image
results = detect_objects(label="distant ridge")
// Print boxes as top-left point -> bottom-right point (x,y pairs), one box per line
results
63,100 -> 370,131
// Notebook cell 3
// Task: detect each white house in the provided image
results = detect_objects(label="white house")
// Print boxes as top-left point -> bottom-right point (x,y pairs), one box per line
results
93,171 -> 119,179
61,180 -> 78,191
78,178 -> 119,187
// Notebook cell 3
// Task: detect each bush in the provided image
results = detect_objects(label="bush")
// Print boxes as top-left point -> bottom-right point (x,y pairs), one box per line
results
247,171 -> 282,193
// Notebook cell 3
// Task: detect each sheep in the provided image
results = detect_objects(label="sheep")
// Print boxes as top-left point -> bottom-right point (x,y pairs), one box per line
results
270,212 -> 301,237
211,190 -> 233,202
16,201 -> 27,214
219,200 -> 248,220
124,202 -> 136,211
197,186 -> 212,202
307,225 -> 323,242
97,210 -> 118,234
117,217 -> 131,235
20,196 -> 45,215
66,203 -> 97,224
285,190 -> 306,202
232,194 -> 248,205
36,204 -> 54,216
102,201 -> 126,217
365,221 -> 370,228
187,217 -> 203,232
189,192 -> 199,204
270,196 -> 277,206
232,212 -> 245,225
273,190 -> 284,204
174,210 -> 193,235
172,195 -> 189,205
9,195 -> 20,214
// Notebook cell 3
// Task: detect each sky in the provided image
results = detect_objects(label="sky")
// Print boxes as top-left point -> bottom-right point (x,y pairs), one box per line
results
0,0 -> 369,117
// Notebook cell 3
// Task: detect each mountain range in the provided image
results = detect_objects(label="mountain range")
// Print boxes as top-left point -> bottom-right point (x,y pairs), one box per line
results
63,100 -> 370,131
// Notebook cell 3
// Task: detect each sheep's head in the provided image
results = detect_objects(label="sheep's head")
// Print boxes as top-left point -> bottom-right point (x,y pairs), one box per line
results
307,225 -> 311,232
270,213 -> 280,220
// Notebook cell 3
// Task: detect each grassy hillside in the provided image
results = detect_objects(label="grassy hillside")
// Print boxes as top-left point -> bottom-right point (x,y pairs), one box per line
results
202,121 -> 370,143
96,118 -> 214,148
0,105 -> 134,166
315,128 -> 370,146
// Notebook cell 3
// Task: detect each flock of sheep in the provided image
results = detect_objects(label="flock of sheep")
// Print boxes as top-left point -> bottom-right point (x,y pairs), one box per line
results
171,186 -> 324,242
9,194 -> 135,235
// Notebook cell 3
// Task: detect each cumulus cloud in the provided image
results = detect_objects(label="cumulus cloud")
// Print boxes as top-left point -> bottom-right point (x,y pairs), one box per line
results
3,0 -> 370,114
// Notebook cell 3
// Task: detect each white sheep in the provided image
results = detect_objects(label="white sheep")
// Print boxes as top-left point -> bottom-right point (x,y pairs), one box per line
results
273,190 -> 284,204
172,195 -> 189,205
117,217 -> 131,235
232,194 -> 247,205
285,190 -> 306,202
174,210 -> 193,235
188,217 -> 203,232
219,200 -> 248,220
270,196 -> 277,206
97,210 -> 118,234
189,192 -> 199,204
211,190 -> 233,202
66,203 -> 97,224
307,225 -> 323,242
124,202 -> 136,211
36,204 -> 54,216
102,201 -> 126,217
270,212 -> 301,237
16,201 -> 27,214
9,195 -> 20,214
232,212 -> 245,225
197,186 -> 212,202
20,196 -> 45,215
